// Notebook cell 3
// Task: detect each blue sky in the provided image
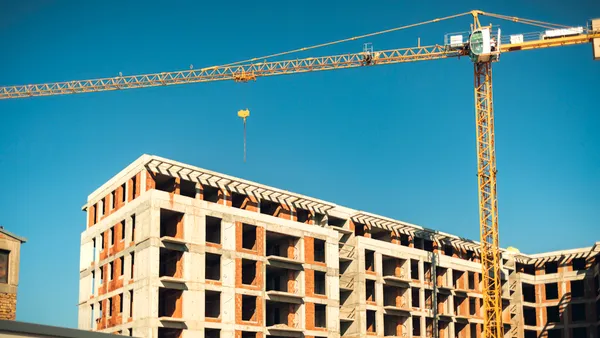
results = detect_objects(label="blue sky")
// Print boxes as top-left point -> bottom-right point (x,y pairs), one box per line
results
1,0 -> 599,328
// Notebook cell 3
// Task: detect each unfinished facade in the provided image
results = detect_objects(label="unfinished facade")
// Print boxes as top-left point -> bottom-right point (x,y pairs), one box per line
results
78,155 -> 600,338
0,227 -> 26,321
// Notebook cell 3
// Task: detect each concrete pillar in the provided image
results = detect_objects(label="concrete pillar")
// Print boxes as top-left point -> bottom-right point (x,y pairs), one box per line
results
132,326 -> 154,338
138,203 -> 156,244
78,303 -> 91,330
375,279 -> 383,307
79,273 -> 91,304
222,218 -> 236,252
183,288 -> 202,323
376,308 -> 384,336
123,289 -> 131,323
134,284 -> 158,321
187,212 -> 203,245
374,252 -> 382,276
140,170 -> 149,192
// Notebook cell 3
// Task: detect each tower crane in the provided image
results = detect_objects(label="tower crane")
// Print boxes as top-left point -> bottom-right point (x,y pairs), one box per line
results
1,10 -> 599,338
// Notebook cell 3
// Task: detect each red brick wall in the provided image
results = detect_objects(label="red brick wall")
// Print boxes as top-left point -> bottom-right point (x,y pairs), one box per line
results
305,302 -> 326,331
235,222 -> 264,255
0,293 -> 16,320
164,291 -> 183,318
145,170 -> 156,191
306,269 -> 315,297
241,195 -> 258,212
87,205 -> 96,228
394,260 -> 403,278
235,258 -> 263,290
287,239 -> 296,260
89,171 -> 142,228
287,270 -> 296,294
275,204 -> 292,220
219,189 -> 232,207
305,237 -> 314,263
234,294 -> 263,326
235,331 -> 263,338
107,294 -> 123,327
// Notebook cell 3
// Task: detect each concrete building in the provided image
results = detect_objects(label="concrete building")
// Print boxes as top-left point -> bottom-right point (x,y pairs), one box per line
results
0,228 -> 26,321
78,155 -> 600,338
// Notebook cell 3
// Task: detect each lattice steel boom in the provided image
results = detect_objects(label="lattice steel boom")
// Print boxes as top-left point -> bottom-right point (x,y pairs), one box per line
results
0,45 -> 462,100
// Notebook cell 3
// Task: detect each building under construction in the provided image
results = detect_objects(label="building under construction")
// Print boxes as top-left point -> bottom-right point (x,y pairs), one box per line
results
77,155 -> 600,338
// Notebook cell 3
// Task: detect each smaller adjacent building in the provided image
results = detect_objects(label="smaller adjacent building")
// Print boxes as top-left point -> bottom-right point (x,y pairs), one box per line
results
0,227 -> 26,321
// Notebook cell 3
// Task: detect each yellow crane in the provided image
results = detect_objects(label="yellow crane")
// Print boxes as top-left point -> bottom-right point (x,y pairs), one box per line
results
1,10 -> 599,338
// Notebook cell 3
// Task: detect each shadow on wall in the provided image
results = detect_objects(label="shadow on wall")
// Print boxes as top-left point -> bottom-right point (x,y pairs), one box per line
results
522,251 -> 600,338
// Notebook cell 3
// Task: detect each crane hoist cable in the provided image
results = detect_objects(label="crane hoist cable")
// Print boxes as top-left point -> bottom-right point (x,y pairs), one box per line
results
220,11 -> 474,67
481,11 -> 574,30
237,109 -> 250,162
0,10 -> 581,99
218,10 -> 577,69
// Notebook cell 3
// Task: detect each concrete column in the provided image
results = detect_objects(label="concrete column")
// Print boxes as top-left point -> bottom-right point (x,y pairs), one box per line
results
182,330 -> 203,338
138,204 -> 156,244
94,234 -> 101,263
220,329 -> 235,338
222,219 -> 236,252
80,239 -> 93,272
327,305 -> 341,338
132,326 -> 154,338
93,266 -> 100,296
79,273 -> 91,304
124,216 -> 132,246
376,308 -> 384,337
183,288 -> 202,322
78,303 -> 91,330
123,289 -> 131,323
186,212 -> 203,245
374,252 -> 382,275
140,170 -> 148,192
327,268 -> 340,303
326,239 -> 339,269
134,284 -> 158,321
138,245 -> 159,280
124,253 -> 132,283
221,215 -> 237,329
187,250 -> 203,283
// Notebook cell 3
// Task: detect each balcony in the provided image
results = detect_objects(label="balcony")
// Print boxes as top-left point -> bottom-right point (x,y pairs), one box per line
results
266,300 -> 302,333
383,255 -> 410,287
158,288 -> 183,323
339,242 -> 356,262
265,265 -> 303,302
266,231 -> 302,265
383,285 -> 410,315
339,274 -> 355,291
159,247 -> 185,286
436,267 -> 452,292
383,314 -> 409,337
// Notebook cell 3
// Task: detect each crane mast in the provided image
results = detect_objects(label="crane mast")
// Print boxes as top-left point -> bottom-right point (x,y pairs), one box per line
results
471,11 -> 503,338
474,60 -> 502,338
